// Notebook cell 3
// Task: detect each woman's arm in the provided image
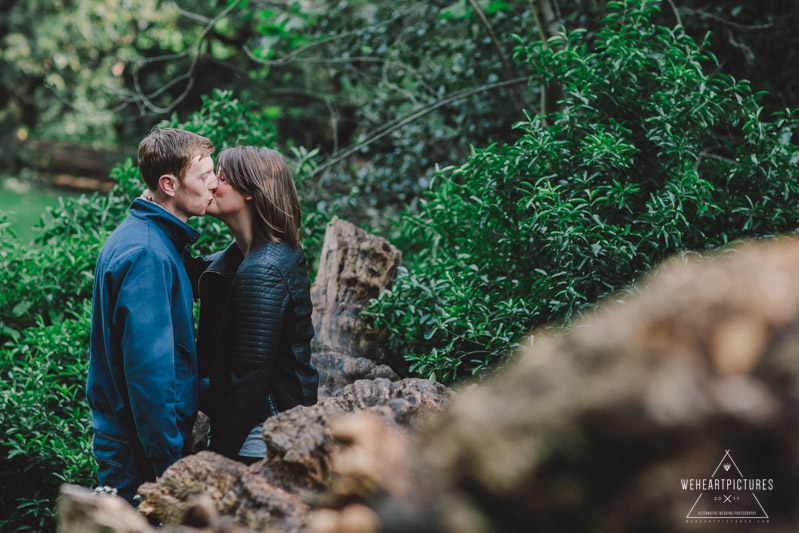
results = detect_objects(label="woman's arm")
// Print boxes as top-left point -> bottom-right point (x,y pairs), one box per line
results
209,262 -> 288,457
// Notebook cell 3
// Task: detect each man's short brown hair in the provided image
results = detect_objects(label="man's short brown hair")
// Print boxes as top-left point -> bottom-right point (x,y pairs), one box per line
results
137,128 -> 215,190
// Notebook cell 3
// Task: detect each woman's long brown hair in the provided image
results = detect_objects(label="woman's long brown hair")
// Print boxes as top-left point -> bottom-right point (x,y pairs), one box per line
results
218,146 -> 302,249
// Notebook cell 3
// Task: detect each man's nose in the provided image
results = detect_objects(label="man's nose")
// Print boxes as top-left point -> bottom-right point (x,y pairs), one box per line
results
209,176 -> 219,190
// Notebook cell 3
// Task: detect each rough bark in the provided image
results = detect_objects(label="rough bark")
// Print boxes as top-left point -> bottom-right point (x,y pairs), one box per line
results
185,410 -> 210,455
137,451 -> 309,532
254,378 -> 451,491
310,216 -> 402,366
58,483 -> 255,533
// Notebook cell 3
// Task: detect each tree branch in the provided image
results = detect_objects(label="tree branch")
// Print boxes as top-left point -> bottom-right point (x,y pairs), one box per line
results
240,8 -> 409,67
680,7 -> 775,31
130,0 -> 243,115
466,0 -> 522,107
311,77 -> 528,178
529,0 -> 562,124
665,0 -> 683,29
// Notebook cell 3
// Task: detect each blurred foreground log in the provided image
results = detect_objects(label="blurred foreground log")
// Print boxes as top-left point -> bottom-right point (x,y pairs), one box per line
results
388,236 -> 799,532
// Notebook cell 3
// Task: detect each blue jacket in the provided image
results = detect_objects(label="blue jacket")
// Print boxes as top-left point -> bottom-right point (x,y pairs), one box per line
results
194,240 -> 318,458
87,199 -> 200,476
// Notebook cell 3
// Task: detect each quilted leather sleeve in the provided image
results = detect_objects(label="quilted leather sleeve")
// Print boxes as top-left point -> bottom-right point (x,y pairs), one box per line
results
228,261 -> 289,371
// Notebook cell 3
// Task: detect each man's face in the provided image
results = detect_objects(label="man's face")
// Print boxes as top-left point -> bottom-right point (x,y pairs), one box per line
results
172,154 -> 218,221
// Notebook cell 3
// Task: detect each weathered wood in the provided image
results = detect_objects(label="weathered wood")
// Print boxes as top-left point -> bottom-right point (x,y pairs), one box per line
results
256,378 -> 451,491
310,216 -> 402,365
24,139 -> 123,179
185,410 -> 210,455
313,350 -> 399,398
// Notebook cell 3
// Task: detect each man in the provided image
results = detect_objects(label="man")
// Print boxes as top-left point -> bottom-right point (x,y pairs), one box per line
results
86,128 -> 217,505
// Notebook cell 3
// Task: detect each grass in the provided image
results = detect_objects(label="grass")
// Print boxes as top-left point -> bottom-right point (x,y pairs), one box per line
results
0,177 -> 79,243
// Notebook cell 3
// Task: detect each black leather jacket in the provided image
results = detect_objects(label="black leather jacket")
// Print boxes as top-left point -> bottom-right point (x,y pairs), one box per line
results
192,240 -> 318,458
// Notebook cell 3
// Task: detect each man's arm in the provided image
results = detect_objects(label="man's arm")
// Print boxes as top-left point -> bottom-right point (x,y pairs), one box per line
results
113,250 -> 183,476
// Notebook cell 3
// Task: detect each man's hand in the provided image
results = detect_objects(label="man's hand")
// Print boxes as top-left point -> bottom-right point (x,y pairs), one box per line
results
139,189 -> 154,202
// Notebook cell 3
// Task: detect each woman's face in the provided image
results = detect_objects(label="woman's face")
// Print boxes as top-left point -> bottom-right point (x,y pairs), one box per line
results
206,168 -> 249,220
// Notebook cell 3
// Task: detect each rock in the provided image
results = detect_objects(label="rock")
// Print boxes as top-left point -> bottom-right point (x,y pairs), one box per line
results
135,379 -> 452,530
310,216 -> 402,366
137,451 -> 308,532
385,237 -> 799,532
313,351 -> 399,399
57,484 -> 152,533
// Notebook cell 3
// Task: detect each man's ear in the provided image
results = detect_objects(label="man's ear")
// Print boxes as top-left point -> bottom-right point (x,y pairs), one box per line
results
158,174 -> 178,197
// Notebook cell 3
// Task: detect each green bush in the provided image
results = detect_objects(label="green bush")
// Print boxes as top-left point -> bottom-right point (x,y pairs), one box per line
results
0,217 -> 105,342
0,303 -> 94,532
368,0 -> 799,383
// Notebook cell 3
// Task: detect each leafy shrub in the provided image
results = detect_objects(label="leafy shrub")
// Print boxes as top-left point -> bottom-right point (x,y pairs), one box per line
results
368,0 -> 799,383
0,217 -> 106,342
0,303 -> 94,532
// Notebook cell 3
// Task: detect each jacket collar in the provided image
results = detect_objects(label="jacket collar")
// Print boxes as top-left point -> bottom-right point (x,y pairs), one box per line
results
207,241 -> 244,276
129,198 -> 200,250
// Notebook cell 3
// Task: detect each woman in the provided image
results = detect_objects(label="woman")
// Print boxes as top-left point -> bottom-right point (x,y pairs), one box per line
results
195,146 -> 318,463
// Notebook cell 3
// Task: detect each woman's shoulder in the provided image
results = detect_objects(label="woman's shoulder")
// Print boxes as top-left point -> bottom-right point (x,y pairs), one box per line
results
241,241 -> 306,277
249,240 -> 304,262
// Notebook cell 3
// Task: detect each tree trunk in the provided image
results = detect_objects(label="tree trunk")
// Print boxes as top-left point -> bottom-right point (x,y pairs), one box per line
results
310,216 -> 402,365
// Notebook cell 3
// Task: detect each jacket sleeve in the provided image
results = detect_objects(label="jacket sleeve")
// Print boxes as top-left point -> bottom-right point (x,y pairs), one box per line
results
113,249 -> 183,476
182,249 -> 214,299
210,262 -> 288,457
